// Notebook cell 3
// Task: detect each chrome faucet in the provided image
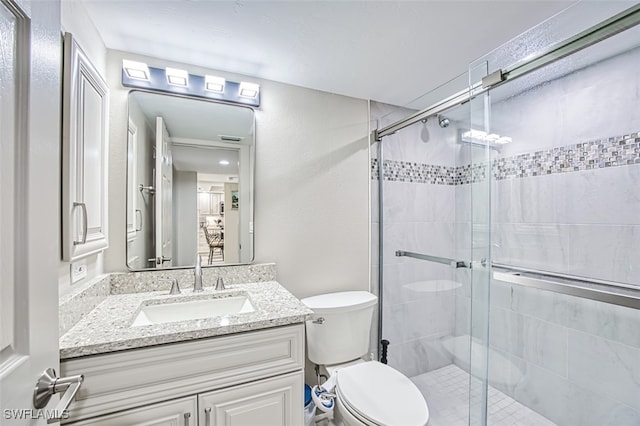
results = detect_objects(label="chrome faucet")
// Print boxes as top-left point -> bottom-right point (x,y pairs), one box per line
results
169,279 -> 181,295
215,276 -> 226,291
194,255 -> 204,292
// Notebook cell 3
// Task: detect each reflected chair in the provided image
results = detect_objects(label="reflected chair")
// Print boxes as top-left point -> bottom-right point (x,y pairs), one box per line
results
203,227 -> 224,264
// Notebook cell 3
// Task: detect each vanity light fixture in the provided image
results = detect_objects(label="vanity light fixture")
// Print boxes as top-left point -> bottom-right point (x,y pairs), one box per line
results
239,82 -> 260,98
205,75 -> 226,93
123,60 -> 150,81
122,61 -> 260,106
165,67 -> 189,87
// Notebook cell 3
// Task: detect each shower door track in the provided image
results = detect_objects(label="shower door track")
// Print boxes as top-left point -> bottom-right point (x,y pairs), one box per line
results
374,3 -> 640,141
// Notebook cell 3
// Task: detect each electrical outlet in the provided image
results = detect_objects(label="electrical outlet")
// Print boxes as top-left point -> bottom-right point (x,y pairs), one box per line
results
71,260 -> 88,284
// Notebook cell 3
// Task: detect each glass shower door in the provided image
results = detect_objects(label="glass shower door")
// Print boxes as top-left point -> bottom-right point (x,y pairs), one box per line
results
469,2 -> 640,425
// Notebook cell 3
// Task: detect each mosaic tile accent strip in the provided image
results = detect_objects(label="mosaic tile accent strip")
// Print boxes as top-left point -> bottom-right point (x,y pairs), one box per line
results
372,132 -> 640,185
373,158 -> 459,185
371,158 -> 380,180
491,132 -> 640,181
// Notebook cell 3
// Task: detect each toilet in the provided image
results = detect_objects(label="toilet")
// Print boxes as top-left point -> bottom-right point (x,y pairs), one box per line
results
301,291 -> 429,426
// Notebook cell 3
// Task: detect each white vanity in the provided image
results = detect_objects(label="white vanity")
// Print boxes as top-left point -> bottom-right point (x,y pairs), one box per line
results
59,273 -> 312,425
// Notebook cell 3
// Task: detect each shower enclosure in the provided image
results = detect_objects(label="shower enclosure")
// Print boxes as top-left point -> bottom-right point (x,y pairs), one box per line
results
372,3 -> 640,425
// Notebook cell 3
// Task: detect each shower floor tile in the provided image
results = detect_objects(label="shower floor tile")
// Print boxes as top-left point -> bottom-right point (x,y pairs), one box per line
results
411,365 -> 557,426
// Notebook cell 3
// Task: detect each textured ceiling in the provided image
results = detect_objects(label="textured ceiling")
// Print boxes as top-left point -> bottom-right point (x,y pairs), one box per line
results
83,0 -> 580,107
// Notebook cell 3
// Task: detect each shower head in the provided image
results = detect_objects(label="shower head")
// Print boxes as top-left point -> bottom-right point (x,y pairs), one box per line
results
438,116 -> 450,128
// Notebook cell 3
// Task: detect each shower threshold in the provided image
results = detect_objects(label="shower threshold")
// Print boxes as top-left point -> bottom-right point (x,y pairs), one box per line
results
411,365 -> 556,426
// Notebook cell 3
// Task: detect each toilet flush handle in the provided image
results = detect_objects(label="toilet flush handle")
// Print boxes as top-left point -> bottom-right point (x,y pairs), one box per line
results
312,317 -> 325,324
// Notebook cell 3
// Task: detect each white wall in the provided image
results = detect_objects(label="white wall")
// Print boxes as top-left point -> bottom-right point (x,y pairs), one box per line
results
372,100 -> 465,377
59,0 -> 108,296
104,50 -> 371,298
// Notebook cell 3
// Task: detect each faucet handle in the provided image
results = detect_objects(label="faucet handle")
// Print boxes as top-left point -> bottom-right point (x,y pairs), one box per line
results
215,277 -> 226,291
169,279 -> 181,295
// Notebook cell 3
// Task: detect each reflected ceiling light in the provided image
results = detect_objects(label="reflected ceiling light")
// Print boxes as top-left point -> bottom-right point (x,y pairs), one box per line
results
462,130 -> 512,145
239,82 -> 260,98
122,60 -> 150,81
205,75 -> 225,93
166,67 -> 189,87
219,160 -> 230,165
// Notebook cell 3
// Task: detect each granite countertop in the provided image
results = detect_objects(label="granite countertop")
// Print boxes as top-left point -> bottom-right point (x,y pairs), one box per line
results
59,281 -> 313,359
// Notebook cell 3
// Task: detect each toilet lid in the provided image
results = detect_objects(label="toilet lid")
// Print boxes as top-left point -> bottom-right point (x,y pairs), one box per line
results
337,362 -> 429,426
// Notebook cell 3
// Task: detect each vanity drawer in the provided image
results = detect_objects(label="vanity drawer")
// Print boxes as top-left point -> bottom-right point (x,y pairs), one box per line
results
61,324 -> 304,423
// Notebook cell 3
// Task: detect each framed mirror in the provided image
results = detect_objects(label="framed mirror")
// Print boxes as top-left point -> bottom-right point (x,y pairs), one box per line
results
126,91 -> 254,270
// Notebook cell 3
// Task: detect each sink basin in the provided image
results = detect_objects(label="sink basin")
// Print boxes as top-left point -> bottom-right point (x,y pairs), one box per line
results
132,294 -> 255,326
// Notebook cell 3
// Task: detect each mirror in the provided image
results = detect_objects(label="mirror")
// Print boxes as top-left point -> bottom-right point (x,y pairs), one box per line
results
126,91 -> 254,270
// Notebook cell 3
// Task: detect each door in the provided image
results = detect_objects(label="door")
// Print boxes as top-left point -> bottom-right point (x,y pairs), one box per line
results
0,0 -> 62,421
154,117 -> 173,267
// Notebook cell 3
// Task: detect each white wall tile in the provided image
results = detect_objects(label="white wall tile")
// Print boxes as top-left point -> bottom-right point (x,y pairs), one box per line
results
568,224 -> 640,286
563,297 -> 640,349
560,165 -> 640,226
493,223 -> 571,273
568,330 -> 640,412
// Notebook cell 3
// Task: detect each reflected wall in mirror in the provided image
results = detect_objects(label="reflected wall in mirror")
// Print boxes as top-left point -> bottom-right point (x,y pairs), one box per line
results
126,91 -> 254,270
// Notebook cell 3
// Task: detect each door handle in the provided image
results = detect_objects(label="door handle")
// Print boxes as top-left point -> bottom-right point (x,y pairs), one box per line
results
148,256 -> 172,265
33,368 -> 84,424
205,407 -> 212,426
72,202 -> 88,245
135,209 -> 142,232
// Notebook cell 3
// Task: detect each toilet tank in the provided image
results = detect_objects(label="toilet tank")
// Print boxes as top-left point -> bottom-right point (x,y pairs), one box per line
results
301,291 -> 377,365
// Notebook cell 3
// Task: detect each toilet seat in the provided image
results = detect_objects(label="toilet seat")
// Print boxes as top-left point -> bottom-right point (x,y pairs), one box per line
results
336,362 -> 429,426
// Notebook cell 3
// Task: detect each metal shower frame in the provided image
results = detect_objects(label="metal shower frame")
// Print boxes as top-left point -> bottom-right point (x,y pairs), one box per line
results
374,3 -> 640,356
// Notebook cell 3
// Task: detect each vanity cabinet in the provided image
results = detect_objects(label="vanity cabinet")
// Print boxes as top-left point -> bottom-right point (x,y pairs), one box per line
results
199,373 -> 302,426
61,325 -> 305,425
62,32 -> 109,261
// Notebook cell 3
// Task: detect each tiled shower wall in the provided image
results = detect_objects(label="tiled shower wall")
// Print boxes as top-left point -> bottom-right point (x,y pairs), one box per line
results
371,101 -> 467,378
373,44 -> 640,424
479,43 -> 640,425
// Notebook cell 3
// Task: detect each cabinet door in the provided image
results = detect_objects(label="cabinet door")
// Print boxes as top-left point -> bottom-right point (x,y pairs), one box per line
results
199,372 -> 303,426
67,396 -> 197,426
62,32 -> 109,261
